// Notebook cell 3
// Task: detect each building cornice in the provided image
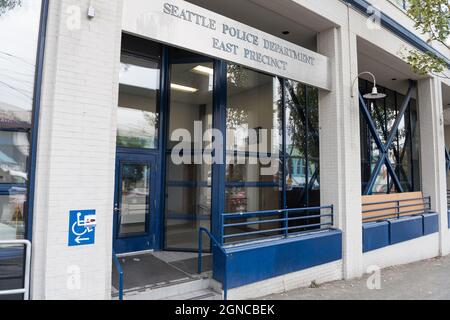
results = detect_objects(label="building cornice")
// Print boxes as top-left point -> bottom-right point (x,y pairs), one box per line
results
343,0 -> 450,67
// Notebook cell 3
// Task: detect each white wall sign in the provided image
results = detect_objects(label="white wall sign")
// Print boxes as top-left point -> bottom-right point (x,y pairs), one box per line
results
122,0 -> 331,90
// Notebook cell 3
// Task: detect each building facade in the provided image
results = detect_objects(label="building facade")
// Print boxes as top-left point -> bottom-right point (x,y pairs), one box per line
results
0,0 -> 449,300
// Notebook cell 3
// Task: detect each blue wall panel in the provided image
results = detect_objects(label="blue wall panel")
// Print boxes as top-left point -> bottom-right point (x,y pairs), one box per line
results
422,213 -> 439,235
448,210 -> 450,229
389,216 -> 423,245
362,221 -> 389,252
213,230 -> 342,289
363,213 -> 440,252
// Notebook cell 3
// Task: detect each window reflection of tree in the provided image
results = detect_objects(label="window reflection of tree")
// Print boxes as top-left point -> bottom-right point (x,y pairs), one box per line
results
361,80 -> 418,194
0,0 -> 22,16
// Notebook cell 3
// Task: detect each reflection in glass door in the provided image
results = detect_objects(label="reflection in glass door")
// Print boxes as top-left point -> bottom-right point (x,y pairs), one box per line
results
113,154 -> 156,253
118,162 -> 149,236
165,48 -> 213,251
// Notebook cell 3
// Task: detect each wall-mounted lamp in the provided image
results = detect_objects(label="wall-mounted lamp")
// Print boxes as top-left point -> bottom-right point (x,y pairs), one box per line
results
351,71 -> 386,100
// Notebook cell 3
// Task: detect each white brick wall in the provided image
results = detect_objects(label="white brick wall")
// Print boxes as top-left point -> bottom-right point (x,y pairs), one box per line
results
418,78 -> 450,256
31,0 -> 123,300
318,27 -> 363,279
363,233 -> 440,271
217,261 -> 343,300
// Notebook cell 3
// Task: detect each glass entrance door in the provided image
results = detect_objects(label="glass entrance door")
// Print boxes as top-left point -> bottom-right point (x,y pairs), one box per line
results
164,48 -> 214,251
113,153 -> 157,253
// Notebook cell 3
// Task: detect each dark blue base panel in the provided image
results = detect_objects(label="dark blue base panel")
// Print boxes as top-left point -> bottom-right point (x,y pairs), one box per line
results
389,215 -> 423,244
448,210 -> 450,229
363,213 -> 439,252
213,229 -> 342,289
423,213 -> 439,235
363,221 -> 389,252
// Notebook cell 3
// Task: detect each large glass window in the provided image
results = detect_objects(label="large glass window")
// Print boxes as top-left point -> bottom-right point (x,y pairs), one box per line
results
0,0 -> 43,299
224,65 -> 321,243
117,34 -> 161,149
165,48 -> 213,251
0,0 -> 43,241
225,65 -> 282,215
285,81 -> 320,209
359,79 -> 421,194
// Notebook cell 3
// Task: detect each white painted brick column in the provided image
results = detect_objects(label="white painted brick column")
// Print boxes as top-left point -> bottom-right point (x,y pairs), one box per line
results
418,78 -> 449,256
317,27 -> 363,279
30,0 -> 123,299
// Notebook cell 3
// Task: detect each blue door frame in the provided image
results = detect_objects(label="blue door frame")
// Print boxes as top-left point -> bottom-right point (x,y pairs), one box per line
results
113,150 -> 160,254
113,45 -> 220,253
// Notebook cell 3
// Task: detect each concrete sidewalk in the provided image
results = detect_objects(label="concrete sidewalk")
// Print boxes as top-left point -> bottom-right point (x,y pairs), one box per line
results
262,255 -> 450,300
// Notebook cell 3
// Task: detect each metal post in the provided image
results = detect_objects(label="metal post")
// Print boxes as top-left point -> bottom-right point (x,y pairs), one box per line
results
198,228 -> 203,274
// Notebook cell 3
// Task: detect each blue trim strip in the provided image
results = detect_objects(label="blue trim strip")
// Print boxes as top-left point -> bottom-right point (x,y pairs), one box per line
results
344,0 -> 450,66
27,0 -> 49,240
211,60 -> 227,245
158,46 -> 170,250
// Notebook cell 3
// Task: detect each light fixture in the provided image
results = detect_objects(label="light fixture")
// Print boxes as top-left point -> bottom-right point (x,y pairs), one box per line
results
282,31 -> 290,35
87,6 -> 95,19
191,65 -> 214,76
171,83 -> 198,93
351,71 -> 387,100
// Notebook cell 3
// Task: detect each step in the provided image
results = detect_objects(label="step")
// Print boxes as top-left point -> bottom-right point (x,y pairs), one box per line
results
164,289 -> 223,300
122,277 -> 212,300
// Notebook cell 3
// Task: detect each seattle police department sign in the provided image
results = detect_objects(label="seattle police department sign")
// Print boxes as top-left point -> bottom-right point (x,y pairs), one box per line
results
122,0 -> 331,90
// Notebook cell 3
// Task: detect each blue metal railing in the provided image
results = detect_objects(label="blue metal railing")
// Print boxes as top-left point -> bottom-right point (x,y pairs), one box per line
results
223,205 -> 334,244
112,251 -> 124,301
198,227 -> 229,300
198,205 -> 334,300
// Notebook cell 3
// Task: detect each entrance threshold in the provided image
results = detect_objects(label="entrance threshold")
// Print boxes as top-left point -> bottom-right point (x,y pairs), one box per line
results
116,250 -> 154,258
111,251 -> 218,300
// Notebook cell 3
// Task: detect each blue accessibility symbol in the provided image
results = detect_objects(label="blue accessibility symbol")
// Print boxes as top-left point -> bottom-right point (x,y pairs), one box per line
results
68,210 -> 96,246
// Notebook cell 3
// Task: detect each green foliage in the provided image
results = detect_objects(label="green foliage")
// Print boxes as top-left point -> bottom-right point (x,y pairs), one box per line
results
0,0 -> 22,16
406,0 -> 449,76
405,50 -> 446,75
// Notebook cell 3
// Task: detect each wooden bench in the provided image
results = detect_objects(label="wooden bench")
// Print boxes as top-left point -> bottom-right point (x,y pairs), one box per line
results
362,191 -> 430,223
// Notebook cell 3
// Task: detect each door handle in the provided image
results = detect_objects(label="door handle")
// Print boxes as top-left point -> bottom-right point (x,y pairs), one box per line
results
114,205 -> 121,213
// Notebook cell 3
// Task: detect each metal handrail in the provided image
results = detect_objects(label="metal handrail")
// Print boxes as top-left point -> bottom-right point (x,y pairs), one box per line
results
198,227 -> 228,301
222,205 -> 333,218
112,251 -> 124,301
0,240 -> 32,300
362,200 -> 432,214
362,196 -> 430,206
362,196 -> 432,222
222,205 -> 334,243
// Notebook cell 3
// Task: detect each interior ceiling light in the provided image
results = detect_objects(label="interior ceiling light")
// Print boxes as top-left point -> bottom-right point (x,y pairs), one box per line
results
351,71 -> 387,100
282,31 -> 290,35
171,83 -> 198,93
192,65 -> 214,76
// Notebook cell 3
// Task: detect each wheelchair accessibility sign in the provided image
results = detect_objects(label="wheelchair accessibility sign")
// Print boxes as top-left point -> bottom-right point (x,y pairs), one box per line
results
68,210 -> 97,246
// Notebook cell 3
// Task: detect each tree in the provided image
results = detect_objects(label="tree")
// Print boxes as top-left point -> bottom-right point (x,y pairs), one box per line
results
405,0 -> 450,78
0,0 -> 22,16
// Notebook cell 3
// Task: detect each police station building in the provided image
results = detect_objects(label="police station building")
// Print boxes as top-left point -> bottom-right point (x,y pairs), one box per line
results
1,0 -> 450,300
